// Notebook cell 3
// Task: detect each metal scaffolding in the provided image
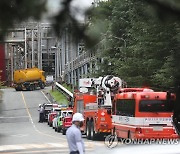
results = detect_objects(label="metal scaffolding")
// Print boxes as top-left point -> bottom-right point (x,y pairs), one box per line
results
5,22 -> 57,85
4,21 -> 97,87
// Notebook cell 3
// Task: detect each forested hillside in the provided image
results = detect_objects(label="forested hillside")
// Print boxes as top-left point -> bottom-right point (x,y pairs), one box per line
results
89,0 -> 180,90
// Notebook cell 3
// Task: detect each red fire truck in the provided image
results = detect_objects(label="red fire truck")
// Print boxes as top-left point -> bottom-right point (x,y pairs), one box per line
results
112,88 -> 178,139
73,75 -> 125,140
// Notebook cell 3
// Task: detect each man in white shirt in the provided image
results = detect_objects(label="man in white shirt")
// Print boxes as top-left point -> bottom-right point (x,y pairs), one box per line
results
66,113 -> 85,154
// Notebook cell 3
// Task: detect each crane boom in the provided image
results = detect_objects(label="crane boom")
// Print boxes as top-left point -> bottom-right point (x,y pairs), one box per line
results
79,75 -> 126,107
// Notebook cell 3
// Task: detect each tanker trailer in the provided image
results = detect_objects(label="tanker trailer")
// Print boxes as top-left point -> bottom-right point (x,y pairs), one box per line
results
13,68 -> 45,91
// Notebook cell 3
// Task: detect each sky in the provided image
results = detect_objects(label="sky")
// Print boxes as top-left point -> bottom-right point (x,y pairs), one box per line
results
47,0 -> 94,21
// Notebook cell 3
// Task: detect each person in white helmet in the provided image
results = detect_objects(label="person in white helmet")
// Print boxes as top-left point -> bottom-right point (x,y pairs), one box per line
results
66,113 -> 85,154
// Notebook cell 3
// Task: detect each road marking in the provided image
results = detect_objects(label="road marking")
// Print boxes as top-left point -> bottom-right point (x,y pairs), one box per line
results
20,92 -> 106,149
41,91 -> 51,104
0,116 -> 29,119
0,143 -> 67,152
21,92 -> 34,125
0,145 -> 26,151
0,148 -> 93,154
11,134 -> 29,137
0,143 -> 94,152
85,141 -> 105,147
20,92 -> 66,141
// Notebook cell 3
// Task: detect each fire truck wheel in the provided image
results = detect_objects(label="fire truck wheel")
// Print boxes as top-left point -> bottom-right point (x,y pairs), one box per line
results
90,121 -> 95,140
86,121 -> 91,140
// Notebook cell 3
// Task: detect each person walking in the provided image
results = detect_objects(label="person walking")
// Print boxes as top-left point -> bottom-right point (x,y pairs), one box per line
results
66,113 -> 85,154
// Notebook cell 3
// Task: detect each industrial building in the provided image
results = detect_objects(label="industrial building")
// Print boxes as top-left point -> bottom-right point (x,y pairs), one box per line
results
3,21 -> 97,87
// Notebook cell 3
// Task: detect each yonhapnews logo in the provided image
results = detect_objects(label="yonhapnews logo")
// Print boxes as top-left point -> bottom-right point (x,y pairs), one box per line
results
104,135 -> 118,148
104,135 -> 179,148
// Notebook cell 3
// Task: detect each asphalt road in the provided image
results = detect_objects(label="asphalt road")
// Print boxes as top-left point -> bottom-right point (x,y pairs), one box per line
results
0,88 -> 106,154
1,88 -> 180,154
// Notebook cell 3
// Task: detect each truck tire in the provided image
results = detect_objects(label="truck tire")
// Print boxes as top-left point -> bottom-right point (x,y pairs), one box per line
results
57,127 -> 60,132
86,121 -> 91,140
15,87 -> 21,91
34,84 -> 37,90
29,85 -> 34,91
90,121 -> 96,140
40,83 -> 45,89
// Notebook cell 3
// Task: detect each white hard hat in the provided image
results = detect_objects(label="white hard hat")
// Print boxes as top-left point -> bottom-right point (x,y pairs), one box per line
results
72,113 -> 84,122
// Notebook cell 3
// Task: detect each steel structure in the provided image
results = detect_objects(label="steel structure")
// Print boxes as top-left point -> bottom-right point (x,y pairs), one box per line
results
5,22 -> 57,85
5,21 -> 98,87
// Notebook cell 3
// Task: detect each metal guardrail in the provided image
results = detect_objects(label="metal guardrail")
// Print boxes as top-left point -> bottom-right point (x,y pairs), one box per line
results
55,82 -> 73,98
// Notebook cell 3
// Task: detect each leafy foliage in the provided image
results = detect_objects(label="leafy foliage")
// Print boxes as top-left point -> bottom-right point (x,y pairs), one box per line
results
0,0 -> 180,91
0,0 -> 47,40
91,0 -> 180,90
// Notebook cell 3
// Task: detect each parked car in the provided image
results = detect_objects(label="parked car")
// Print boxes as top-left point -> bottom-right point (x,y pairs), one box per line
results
55,115 -> 63,132
62,116 -> 72,135
48,107 -> 61,127
61,109 -> 73,118
38,103 -> 58,122
54,109 -> 73,132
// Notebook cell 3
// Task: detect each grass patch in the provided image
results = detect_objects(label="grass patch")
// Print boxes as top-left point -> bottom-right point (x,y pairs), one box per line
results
49,83 -> 73,106
62,83 -> 73,92
50,90 -> 69,105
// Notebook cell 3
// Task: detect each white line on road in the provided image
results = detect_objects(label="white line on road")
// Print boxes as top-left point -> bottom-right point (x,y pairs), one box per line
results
0,143 -> 94,152
20,92 -> 66,141
11,134 -> 29,137
41,91 -> 52,104
0,116 -> 29,119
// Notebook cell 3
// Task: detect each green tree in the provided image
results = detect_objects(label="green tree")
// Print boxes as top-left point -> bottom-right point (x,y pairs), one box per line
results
92,0 -> 180,90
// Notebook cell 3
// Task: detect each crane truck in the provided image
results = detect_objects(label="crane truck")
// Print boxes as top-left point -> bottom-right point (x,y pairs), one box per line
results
13,67 -> 45,91
73,75 -> 126,140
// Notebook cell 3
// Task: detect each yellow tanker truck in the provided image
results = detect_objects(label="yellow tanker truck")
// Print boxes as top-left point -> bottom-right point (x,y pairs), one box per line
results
13,68 -> 46,91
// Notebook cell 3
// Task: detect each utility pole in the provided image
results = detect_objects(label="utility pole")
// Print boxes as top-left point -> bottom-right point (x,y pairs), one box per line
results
37,23 -> 42,69
31,29 -> 34,67
24,27 -> 27,69
11,45 -> 14,86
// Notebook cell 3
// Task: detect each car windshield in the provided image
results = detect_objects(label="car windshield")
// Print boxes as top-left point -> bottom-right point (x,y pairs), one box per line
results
44,106 -> 52,110
54,109 -> 61,112
139,100 -> 174,112
67,112 -> 72,117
